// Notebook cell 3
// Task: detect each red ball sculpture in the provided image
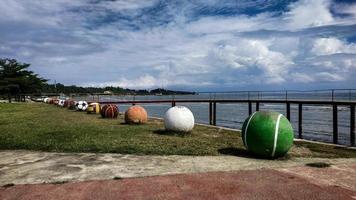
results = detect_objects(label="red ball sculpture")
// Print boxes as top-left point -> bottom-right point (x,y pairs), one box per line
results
67,100 -> 76,110
100,104 -> 119,118
63,100 -> 69,108
48,98 -> 55,104
53,99 -> 59,105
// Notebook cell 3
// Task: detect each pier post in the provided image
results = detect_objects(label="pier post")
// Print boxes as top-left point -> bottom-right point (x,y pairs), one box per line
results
213,102 -> 217,126
351,104 -> 355,146
298,103 -> 302,139
171,101 -> 176,107
256,102 -> 259,111
209,102 -> 213,125
248,102 -> 252,115
333,104 -> 338,144
331,89 -> 334,102
286,102 -> 290,121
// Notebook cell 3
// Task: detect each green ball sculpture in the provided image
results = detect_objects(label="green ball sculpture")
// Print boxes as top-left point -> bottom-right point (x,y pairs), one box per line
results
241,111 -> 294,158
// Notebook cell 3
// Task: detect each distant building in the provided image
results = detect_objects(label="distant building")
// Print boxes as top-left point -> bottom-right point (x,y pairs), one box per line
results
104,90 -> 113,95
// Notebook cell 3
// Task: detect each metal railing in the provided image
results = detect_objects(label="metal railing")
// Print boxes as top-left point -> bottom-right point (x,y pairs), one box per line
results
30,89 -> 356,102
95,99 -> 356,146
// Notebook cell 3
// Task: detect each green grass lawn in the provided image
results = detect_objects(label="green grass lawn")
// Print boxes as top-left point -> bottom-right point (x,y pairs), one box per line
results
0,102 -> 355,158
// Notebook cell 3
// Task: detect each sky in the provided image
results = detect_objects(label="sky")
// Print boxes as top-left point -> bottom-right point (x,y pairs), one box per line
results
0,0 -> 356,91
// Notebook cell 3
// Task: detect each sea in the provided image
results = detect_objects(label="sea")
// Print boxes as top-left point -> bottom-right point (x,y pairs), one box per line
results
74,90 -> 356,145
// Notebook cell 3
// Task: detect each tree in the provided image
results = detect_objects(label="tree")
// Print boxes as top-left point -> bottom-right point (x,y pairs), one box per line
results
0,58 -> 47,102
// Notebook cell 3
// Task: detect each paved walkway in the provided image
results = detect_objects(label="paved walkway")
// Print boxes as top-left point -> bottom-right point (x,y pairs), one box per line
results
1,150 -> 356,199
1,150 -> 356,185
1,166 -> 356,200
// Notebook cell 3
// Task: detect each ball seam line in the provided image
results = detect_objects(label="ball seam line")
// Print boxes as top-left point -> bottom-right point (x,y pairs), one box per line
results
272,114 -> 283,157
244,111 -> 257,150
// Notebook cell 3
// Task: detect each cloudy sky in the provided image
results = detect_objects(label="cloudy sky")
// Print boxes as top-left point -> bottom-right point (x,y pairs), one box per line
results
1,0 -> 356,91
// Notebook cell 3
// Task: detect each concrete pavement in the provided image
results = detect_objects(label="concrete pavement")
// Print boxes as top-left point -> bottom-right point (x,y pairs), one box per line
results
1,150 -> 356,185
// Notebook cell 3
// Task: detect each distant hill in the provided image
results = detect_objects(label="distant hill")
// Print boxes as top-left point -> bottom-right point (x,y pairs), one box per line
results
150,88 -> 194,95
40,83 -> 195,95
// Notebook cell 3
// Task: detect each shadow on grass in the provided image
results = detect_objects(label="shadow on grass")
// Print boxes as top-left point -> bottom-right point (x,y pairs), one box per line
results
153,129 -> 190,137
218,147 -> 254,158
96,116 -> 118,120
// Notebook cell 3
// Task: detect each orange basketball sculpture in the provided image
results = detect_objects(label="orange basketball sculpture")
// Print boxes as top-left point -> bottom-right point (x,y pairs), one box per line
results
101,104 -> 119,118
125,105 -> 148,124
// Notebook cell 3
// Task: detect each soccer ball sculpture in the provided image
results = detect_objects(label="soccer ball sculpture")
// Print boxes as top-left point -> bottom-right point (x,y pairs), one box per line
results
242,111 -> 294,158
76,101 -> 88,111
164,106 -> 194,132
124,105 -> 147,124
58,99 -> 65,107
100,104 -> 118,118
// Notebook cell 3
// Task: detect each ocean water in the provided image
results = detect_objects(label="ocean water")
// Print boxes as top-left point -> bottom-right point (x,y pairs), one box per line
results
76,91 -> 356,145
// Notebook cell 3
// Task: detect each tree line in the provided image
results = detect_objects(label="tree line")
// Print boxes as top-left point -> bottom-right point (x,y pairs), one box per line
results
0,58 -> 194,102
42,83 -> 194,95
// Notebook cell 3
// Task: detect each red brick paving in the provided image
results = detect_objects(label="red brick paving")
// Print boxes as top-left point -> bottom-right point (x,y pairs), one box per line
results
1,169 -> 355,200
278,163 -> 356,191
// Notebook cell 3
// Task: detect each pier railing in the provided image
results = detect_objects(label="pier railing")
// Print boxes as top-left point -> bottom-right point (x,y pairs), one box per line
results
29,88 -> 356,102
96,99 -> 356,146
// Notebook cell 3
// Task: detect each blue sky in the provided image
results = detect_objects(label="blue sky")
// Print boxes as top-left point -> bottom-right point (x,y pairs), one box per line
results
0,0 -> 356,91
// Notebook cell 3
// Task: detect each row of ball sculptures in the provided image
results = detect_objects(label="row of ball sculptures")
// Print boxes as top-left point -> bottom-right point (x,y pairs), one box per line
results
42,97 -> 294,158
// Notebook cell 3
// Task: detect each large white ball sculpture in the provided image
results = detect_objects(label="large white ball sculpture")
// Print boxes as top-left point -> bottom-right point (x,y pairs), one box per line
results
164,106 -> 195,132
58,99 -> 65,107
76,101 -> 88,111
43,98 -> 49,103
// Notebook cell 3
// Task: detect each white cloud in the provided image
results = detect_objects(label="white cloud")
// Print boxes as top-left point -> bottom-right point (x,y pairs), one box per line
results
209,39 -> 294,83
0,0 -> 85,27
284,0 -> 334,29
82,74 -> 213,89
291,73 -> 314,83
186,14 -> 269,34
98,0 -> 158,11
316,72 -> 344,81
117,75 -> 161,89
311,37 -> 356,56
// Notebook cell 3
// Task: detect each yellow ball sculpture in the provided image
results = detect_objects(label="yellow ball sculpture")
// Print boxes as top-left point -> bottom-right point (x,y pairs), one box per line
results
87,103 -> 101,114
